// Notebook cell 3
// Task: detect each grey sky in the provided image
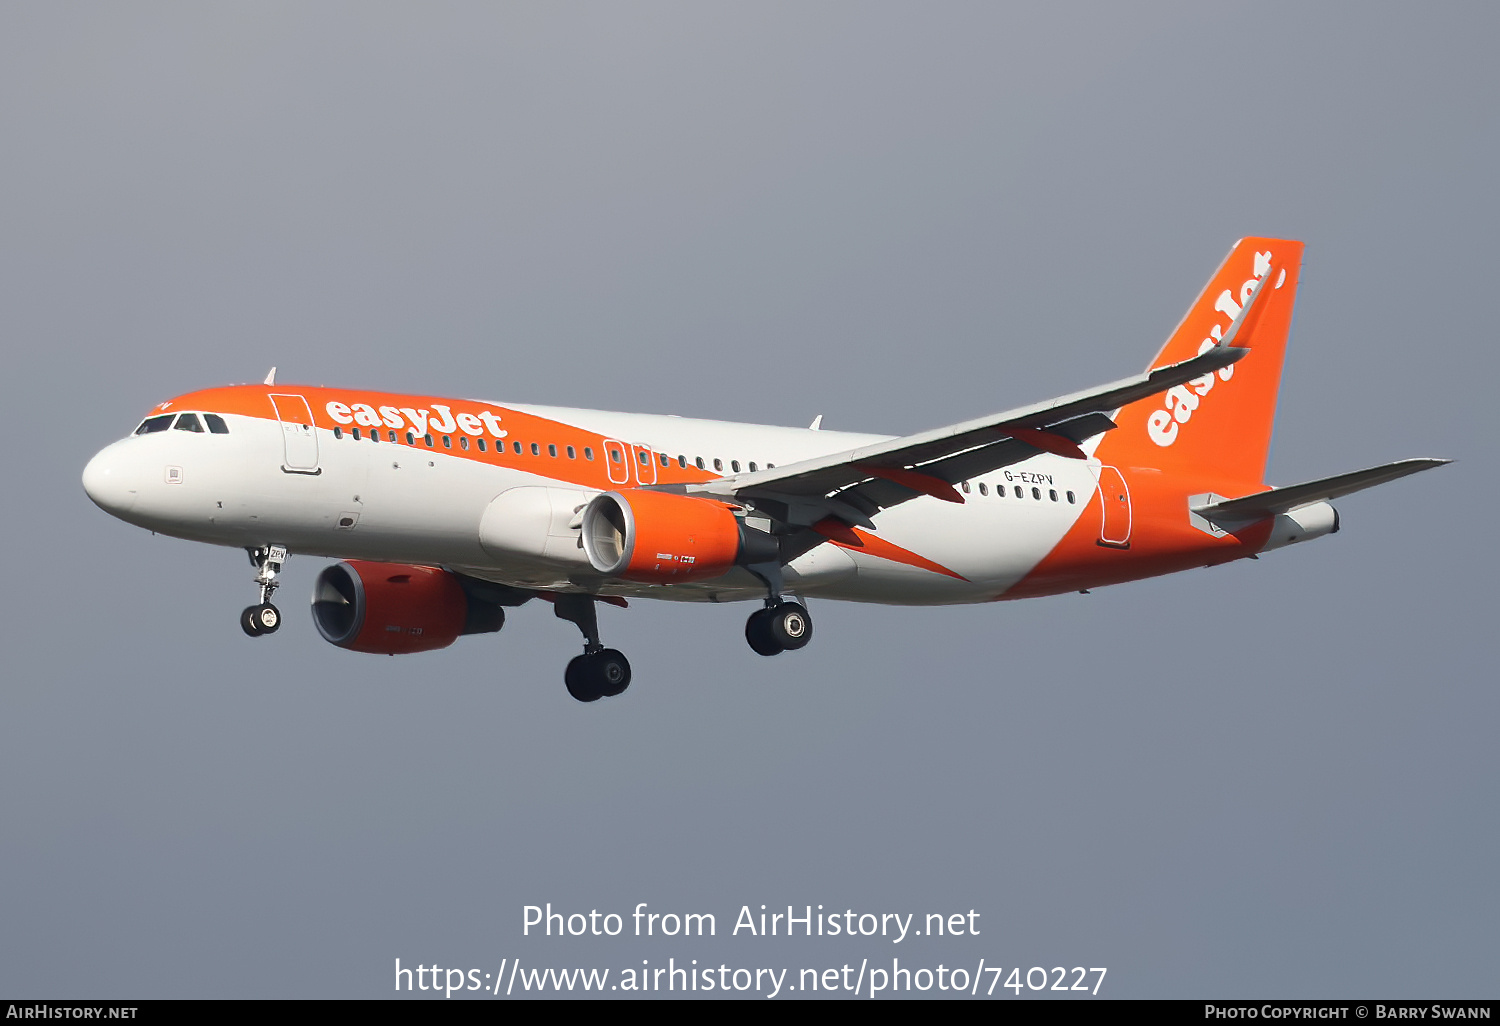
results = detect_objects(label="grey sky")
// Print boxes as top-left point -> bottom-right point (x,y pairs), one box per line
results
1,2 -> 1493,998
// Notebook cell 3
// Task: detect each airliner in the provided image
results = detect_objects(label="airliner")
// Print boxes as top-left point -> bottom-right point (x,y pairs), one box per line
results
82,238 -> 1447,702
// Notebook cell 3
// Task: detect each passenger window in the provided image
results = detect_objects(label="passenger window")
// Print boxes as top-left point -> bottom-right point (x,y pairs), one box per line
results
405,431 -> 414,445
513,441 -> 522,454
1032,487 -> 1041,500
1066,490 -> 1076,504
678,455 -> 687,468
610,449 -> 621,464
370,429 -> 379,443
204,414 -> 230,434
548,444 -> 557,457
424,434 -> 433,447
638,451 -> 649,466
978,482 -> 988,496
1014,486 -> 1023,498
584,447 -> 594,461
388,430 -> 397,442
333,427 -> 344,439
135,414 -> 174,435
459,437 -> 469,450
766,463 -> 775,469
748,462 -> 757,472
531,443 -> 540,456
713,458 -> 723,471
696,457 -> 705,470
478,438 -> 487,452
443,436 -> 452,449
731,460 -> 741,472
961,480 -> 971,494
352,428 -> 362,440
567,445 -> 576,459
1049,489 -> 1058,502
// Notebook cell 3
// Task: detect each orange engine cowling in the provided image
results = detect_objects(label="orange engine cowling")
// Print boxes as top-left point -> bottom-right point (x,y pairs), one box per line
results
311,561 -> 503,655
581,490 -> 768,584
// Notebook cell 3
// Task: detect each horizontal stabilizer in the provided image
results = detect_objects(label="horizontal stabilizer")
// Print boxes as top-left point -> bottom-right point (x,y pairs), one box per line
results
1192,458 -> 1451,521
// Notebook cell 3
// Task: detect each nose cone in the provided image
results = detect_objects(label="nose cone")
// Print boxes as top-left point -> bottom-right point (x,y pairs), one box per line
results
83,442 -> 140,516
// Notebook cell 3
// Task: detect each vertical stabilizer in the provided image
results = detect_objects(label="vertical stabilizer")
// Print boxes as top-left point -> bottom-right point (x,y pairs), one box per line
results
1093,237 -> 1304,490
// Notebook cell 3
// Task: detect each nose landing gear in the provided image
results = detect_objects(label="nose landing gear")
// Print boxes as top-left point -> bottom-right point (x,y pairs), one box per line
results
241,545 -> 288,637
553,594 -> 632,702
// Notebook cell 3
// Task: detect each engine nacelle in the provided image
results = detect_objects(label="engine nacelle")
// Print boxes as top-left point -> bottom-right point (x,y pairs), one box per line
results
581,490 -> 775,584
311,560 -> 503,655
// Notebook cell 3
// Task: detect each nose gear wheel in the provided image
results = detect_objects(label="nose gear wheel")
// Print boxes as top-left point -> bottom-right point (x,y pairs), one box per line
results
241,603 -> 281,636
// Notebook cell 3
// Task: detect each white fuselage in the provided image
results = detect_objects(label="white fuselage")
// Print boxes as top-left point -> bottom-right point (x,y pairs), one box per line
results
83,400 -> 1101,606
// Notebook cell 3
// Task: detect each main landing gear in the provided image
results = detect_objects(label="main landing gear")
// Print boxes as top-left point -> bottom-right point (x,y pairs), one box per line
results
745,601 -> 812,656
743,561 -> 812,657
241,545 -> 288,637
553,594 -> 631,703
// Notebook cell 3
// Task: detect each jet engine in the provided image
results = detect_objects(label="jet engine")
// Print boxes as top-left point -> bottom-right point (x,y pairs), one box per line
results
580,490 -> 778,584
311,560 -> 503,655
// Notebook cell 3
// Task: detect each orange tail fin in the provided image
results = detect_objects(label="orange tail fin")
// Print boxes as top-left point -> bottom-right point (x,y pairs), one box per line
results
1094,237 -> 1305,490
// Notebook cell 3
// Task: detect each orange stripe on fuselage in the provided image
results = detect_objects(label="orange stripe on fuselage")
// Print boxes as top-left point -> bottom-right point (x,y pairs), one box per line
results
1002,466 -> 1272,599
153,384 -> 721,492
813,518 -> 969,581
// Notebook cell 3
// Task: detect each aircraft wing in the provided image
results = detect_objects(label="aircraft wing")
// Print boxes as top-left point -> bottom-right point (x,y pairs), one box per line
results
1190,458 -> 1451,522
685,342 -> 1248,527
680,268 -> 1287,529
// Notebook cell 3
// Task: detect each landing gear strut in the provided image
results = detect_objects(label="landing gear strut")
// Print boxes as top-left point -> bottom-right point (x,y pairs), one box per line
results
553,594 -> 631,703
241,545 -> 287,637
743,561 -> 812,656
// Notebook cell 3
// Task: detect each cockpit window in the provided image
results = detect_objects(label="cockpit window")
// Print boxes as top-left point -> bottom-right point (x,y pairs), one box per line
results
204,414 -> 229,434
173,413 -> 204,433
135,414 -> 174,435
